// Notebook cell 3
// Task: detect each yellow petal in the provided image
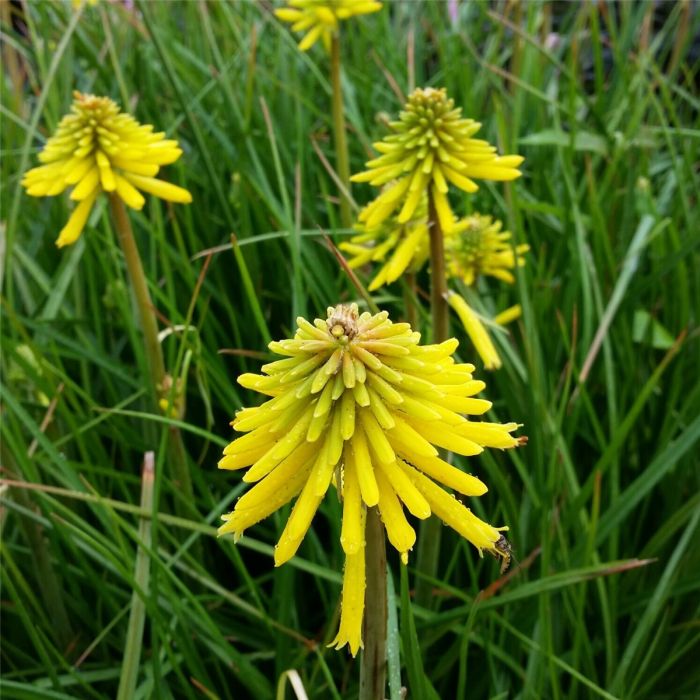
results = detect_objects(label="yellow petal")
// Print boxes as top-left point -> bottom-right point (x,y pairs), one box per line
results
351,425 -> 379,507
217,445 -> 269,470
218,459 -> 311,537
274,462 -> 325,566
340,389 -> 356,440
494,304 -> 522,325
110,157 -> 159,177
329,518 -> 366,657
275,8 -> 303,21
456,421 -> 520,449
358,409 -> 394,464
298,24 -> 324,51
447,293 -> 502,370
122,173 -> 192,204
441,164 -> 479,194
236,442 -> 317,512
114,174 -> 146,210
70,167 -> 100,200
375,468 -> 415,555
386,415 -> 438,458
341,448 -> 364,554
404,463 -> 501,551
399,455 -> 487,497
377,460 -> 430,519
405,416 -> 483,456
55,190 -> 98,248
431,185 -> 454,234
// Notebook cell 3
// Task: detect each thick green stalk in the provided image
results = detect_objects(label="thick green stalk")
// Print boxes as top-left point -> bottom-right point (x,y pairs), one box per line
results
109,195 -> 166,391
108,195 -> 194,504
360,507 -> 387,700
117,452 -> 155,700
330,33 -> 353,229
414,192 -> 449,606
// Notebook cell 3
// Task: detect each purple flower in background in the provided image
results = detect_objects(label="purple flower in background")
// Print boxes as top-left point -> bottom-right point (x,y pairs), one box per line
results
448,0 -> 459,26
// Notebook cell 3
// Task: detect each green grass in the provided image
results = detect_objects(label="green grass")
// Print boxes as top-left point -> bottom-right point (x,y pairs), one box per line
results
2,1 -> 700,697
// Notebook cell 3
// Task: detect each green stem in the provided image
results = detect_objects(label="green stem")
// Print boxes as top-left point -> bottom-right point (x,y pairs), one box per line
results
117,452 -> 155,700
108,195 -> 194,505
427,193 -> 449,343
360,507 -> 387,700
109,195 -> 166,391
330,32 -> 353,229
414,192 -> 449,607
403,272 -> 419,329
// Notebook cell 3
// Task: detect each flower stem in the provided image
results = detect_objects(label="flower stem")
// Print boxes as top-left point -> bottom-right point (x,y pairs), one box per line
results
330,32 -> 353,230
109,195 -> 166,391
108,194 -> 194,505
414,192 -> 449,606
403,272 -> 419,329
359,507 -> 387,700
427,193 -> 449,343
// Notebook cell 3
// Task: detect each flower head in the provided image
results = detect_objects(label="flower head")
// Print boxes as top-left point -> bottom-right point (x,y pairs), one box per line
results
445,214 -> 529,287
22,91 -> 192,247
340,195 -> 429,291
351,87 -> 523,232
219,303 -> 523,655
275,0 -> 382,52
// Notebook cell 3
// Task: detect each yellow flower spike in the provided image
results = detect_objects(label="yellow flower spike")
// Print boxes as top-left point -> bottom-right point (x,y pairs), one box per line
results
352,87 -> 524,229
22,91 -> 191,247
447,292 -> 502,371
275,0 -> 382,52
445,213 -> 529,287
218,303 -> 525,654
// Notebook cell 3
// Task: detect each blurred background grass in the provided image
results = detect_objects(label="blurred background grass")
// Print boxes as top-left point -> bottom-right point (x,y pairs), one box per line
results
2,1 -> 699,698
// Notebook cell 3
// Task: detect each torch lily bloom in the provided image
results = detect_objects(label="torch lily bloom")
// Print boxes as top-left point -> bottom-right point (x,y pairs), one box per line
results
351,87 -> 523,233
445,214 -> 529,286
22,91 -> 191,247
218,304 -> 524,655
274,0 -> 382,52
445,214 -> 528,370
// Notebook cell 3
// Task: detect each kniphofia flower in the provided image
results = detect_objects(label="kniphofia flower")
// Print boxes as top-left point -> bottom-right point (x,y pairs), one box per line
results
22,91 -> 191,248
218,303 -> 523,655
445,214 -> 529,287
340,196 -> 429,291
445,214 -> 528,370
351,87 -> 523,232
274,0 -> 382,52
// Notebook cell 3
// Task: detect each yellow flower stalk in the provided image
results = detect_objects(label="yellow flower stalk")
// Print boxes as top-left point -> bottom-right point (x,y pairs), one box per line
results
351,87 -> 523,233
340,196 -> 429,292
219,303 -> 523,655
23,90 -> 196,513
275,0 -> 382,52
22,91 -> 191,247
445,214 -> 529,287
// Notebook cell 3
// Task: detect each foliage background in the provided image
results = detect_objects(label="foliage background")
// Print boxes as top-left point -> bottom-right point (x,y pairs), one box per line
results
2,1 -> 699,698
